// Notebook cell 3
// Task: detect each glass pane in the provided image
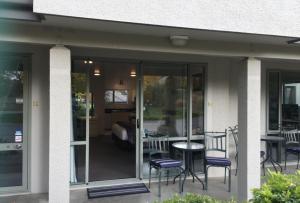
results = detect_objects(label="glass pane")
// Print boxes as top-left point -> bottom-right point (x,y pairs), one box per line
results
143,65 -> 187,137
282,71 -> 300,129
72,72 -> 87,141
0,150 -> 23,187
142,64 -> 187,178
191,65 -> 205,135
0,57 -> 24,187
70,145 -> 86,184
268,72 -> 280,130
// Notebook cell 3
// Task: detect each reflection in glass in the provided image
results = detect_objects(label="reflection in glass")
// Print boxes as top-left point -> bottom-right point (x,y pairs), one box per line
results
143,67 -> 187,137
282,82 -> 300,129
142,64 -> 187,178
0,57 -> 24,187
70,145 -> 86,184
268,72 -> 280,130
191,66 -> 205,135
72,73 -> 87,141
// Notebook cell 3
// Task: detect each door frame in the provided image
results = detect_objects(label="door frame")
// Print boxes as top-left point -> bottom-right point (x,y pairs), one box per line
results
70,58 -> 207,186
0,55 -> 30,193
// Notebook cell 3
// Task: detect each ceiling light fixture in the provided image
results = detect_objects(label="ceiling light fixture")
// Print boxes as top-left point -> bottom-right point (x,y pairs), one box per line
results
287,38 -> 300,44
170,35 -> 189,46
84,59 -> 93,64
130,70 -> 136,77
94,68 -> 101,76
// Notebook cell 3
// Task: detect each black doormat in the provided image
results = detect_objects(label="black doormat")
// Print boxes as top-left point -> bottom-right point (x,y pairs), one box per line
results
87,183 -> 150,199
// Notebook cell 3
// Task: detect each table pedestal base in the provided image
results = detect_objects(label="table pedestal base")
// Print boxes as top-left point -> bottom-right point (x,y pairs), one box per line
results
173,151 -> 205,190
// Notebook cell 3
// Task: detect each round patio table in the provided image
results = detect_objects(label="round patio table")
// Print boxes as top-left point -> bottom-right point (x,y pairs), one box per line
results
172,141 -> 205,191
261,136 -> 285,174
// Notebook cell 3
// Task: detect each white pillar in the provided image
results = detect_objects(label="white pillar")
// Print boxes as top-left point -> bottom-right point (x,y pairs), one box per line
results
49,45 -> 71,203
237,57 -> 261,202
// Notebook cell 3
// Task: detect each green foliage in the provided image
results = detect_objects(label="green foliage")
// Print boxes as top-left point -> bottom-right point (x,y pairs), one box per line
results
252,170 -> 300,203
159,193 -> 236,203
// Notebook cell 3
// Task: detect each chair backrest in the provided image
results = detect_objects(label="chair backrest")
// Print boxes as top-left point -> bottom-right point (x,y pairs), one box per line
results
281,129 -> 300,146
204,130 -> 228,158
146,132 -> 169,160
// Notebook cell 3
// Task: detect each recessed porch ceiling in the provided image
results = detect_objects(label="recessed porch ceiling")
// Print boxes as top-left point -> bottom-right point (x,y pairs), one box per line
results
41,15 -> 296,47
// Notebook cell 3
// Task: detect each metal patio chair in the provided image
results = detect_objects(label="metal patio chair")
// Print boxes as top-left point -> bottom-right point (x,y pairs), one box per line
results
228,126 -> 266,176
147,132 -> 183,197
281,129 -> 300,169
204,130 -> 231,192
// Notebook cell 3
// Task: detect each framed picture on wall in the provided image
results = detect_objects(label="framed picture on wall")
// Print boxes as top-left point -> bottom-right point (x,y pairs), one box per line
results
114,90 -> 128,103
104,90 -> 128,103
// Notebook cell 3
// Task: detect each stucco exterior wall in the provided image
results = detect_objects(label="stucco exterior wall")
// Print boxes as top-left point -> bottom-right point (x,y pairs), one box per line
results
33,0 -> 300,38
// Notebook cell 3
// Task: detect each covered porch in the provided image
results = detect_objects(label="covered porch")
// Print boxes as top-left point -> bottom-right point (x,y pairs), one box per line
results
0,16 -> 300,203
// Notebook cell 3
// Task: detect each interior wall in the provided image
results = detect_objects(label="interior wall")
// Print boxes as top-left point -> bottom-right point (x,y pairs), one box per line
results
89,63 -> 136,137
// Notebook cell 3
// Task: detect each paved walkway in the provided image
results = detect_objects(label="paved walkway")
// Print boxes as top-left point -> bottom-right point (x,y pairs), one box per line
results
0,166 -> 298,203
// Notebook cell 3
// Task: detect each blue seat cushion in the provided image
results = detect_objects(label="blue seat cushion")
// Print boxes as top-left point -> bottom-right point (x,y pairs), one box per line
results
150,159 -> 182,168
286,147 -> 300,153
206,156 -> 231,167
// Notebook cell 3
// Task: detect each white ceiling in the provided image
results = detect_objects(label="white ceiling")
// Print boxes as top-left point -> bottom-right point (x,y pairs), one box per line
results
41,15 -> 297,47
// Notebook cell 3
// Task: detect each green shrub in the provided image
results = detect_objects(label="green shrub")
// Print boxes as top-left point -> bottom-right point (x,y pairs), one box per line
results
159,193 -> 236,203
252,170 -> 300,203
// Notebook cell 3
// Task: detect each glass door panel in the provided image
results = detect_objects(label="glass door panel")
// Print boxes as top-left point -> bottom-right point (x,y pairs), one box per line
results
141,63 -> 188,178
190,65 -> 205,136
281,71 -> 300,129
70,62 -> 88,185
0,56 -> 27,190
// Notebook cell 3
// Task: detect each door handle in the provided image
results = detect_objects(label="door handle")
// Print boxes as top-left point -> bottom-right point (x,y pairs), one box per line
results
15,144 -> 22,150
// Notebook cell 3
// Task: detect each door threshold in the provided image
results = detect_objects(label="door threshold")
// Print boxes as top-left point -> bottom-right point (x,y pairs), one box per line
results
70,178 -> 142,191
0,191 -> 30,197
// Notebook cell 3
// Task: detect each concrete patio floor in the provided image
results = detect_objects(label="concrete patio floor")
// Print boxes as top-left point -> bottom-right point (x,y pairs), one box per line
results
0,166 -> 298,203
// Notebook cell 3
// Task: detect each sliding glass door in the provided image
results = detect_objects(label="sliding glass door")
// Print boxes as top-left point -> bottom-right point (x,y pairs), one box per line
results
70,59 -> 206,183
0,56 -> 28,192
140,63 -> 188,178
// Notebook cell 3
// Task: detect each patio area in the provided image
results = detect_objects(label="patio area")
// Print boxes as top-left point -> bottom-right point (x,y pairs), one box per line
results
0,166 -> 298,203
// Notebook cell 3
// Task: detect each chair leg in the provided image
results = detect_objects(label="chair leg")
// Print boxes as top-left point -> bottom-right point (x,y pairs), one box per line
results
285,151 -> 288,170
297,153 -> 300,169
224,168 -> 227,184
178,168 -> 182,194
149,165 -> 152,188
192,153 -> 195,183
158,168 -> 161,197
166,170 -> 169,186
235,153 -> 238,176
228,167 -> 231,192
205,167 -> 208,190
